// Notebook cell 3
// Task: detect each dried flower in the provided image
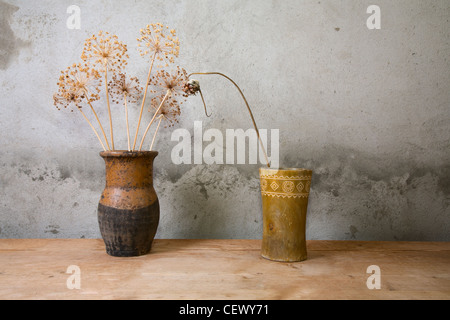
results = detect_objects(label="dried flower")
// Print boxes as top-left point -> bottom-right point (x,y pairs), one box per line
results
139,67 -> 188,150
55,63 -> 111,150
149,66 -> 189,101
81,31 -> 129,72
55,64 -> 101,111
81,31 -> 128,150
137,23 -> 180,66
53,82 -> 108,151
53,87 -> 83,112
107,73 -> 142,151
183,79 -> 200,96
108,73 -> 143,104
57,63 -> 102,104
149,95 -> 181,128
132,24 -> 180,150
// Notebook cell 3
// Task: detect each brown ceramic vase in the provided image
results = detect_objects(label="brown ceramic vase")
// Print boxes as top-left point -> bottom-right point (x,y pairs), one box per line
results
98,151 -> 159,257
259,167 -> 313,262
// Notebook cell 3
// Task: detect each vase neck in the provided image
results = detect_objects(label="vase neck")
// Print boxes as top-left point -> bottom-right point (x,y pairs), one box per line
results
102,156 -> 155,188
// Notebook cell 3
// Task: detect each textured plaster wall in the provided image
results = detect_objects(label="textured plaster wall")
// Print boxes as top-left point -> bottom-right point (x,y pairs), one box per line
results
0,0 -> 449,240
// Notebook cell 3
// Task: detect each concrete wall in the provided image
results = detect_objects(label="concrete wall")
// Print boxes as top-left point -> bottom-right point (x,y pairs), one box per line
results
0,0 -> 449,240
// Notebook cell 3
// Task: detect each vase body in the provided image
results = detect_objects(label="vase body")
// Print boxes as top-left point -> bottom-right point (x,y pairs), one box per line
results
259,167 -> 312,262
98,151 -> 159,257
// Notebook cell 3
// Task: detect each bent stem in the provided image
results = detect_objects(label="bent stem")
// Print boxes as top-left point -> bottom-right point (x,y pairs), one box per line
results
199,89 -> 211,117
149,115 -> 164,151
133,51 -> 157,151
77,107 -> 107,151
124,94 -> 130,151
85,96 -> 111,151
104,68 -> 114,150
138,89 -> 170,151
188,72 -> 270,167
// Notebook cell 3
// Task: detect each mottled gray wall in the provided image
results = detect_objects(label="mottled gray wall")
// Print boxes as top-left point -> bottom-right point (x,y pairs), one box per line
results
0,0 -> 449,240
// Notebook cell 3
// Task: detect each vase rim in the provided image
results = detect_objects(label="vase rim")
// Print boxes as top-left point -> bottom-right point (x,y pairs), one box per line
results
259,167 -> 312,174
100,150 -> 159,158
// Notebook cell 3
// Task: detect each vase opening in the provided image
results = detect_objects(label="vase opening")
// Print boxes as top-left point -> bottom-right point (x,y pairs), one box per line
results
100,150 -> 158,158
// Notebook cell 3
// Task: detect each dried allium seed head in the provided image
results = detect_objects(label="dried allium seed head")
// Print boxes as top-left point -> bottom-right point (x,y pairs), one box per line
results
81,31 -> 129,72
137,23 -> 180,67
58,64 -> 101,100
54,64 -> 102,111
183,79 -> 200,96
108,73 -> 143,104
149,94 -> 181,128
149,66 -> 189,101
53,87 -> 83,112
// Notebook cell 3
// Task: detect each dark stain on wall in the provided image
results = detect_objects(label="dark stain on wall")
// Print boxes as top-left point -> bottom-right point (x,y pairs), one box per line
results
0,1 -> 28,70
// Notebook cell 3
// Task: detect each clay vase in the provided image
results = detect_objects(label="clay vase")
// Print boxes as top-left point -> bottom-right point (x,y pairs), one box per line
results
259,167 -> 313,262
98,151 -> 159,257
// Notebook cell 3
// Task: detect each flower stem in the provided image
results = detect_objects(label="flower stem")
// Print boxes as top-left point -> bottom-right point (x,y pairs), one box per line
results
85,96 -> 110,151
77,107 -> 107,151
133,51 -> 157,151
138,89 -> 170,151
150,115 -> 164,151
104,68 -> 114,150
188,72 -> 270,168
199,89 -> 211,117
124,93 -> 130,151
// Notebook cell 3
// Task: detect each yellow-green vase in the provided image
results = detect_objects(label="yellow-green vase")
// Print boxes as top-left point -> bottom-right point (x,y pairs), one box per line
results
259,167 -> 313,262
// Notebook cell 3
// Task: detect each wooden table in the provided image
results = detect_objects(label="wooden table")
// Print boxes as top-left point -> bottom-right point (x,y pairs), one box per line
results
0,239 -> 449,300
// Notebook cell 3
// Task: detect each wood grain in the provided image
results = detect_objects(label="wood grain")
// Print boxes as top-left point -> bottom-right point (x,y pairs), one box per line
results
0,239 -> 449,300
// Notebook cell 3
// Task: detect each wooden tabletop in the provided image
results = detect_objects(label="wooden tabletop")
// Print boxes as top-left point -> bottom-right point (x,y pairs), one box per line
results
0,239 -> 449,300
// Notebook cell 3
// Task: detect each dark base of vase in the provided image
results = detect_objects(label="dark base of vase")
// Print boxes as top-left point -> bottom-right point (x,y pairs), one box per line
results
98,201 -> 159,257
105,246 -> 153,257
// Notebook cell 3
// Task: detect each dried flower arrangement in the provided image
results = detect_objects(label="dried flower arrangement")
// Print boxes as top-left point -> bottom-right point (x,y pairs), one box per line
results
53,23 -> 270,167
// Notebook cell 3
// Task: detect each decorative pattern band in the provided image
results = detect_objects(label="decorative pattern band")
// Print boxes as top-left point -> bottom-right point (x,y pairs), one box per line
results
259,173 -> 312,199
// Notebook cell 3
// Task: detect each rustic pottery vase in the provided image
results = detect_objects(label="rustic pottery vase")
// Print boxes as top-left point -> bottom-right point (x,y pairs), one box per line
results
259,167 -> 313,262
98,151 -> 159,257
